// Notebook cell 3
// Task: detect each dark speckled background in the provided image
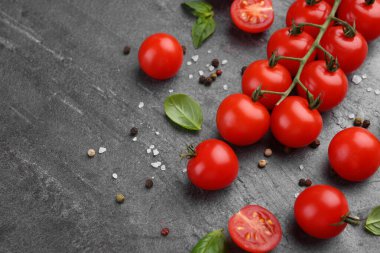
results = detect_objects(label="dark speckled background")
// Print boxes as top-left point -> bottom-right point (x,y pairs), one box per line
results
0,0 -> 379,252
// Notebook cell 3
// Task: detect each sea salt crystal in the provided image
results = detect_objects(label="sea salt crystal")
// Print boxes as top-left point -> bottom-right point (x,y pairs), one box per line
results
138,102 -> 144,108
192,55 -> 199,62
147,148 -> 152,154
207,49 -> 212,54
112,173 -> 118,179
160,165 -> 166,171
221,59 -> 228,65
149,145 -> 155,149
367,87 -> 373,92
182,168 -> 187,173
348,113 -> 355,119
294,192 -> 300,198
223,85 -> 228,90
362,73 -> 368,79
99,147 -> 107,154
352,75 -> 362,85
206,63 -> 210,67
151,161 -> 162,168
155,131 -> 160,135
153,149 -> 159,156
299,164 -> 304,170
189,74 -> 193,79
198,70 -> 204,76
187,61 -> 192,66
169,89 -> 174,93
375,89 -> 380,95
132,137 -> 137,142
208,65 -> 215,72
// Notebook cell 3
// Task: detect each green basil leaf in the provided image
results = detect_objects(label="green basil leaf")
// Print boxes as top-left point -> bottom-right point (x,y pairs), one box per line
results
365,206 -> 380,236
164,94 -> 203,131
192,16 -> 215,49
191,229 -> 227,253
182,1 -> 213,17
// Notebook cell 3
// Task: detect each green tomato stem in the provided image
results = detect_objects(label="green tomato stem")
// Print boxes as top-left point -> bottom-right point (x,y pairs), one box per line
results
316,45 -> 334,60
298,22 -> 323,29
277,56 -> 303,62
260,90 -> 286,96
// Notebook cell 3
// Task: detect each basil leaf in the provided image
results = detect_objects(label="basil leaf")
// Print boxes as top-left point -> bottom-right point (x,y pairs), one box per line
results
365,206 -> 380,236
191,229 -> 227,253
164,94 -> 203,131
192,16 -> 215,49
182,1 -> 213,17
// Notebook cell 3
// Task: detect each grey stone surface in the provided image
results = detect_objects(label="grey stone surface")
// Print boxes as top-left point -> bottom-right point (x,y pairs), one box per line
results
0,0 -> 379,252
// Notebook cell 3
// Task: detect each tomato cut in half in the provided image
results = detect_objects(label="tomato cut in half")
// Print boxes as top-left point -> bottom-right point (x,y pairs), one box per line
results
230,0 -> 274,33
228,205 -> 282,253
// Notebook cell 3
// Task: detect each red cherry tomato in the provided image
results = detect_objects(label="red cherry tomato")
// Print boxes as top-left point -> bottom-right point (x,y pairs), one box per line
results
324,0 -> 335,6
297,60 -> 348,112
286,0 -> 332,38
229,205 -> 282,253
187,139 -> 239,190
230,0 -> 274,33
267,28 -> 316,76
138,33 -> 183,80
216,94 -> 270,146
294,185 -> 349,239
271,96 -> 323,148
242,59 -> 292,110
328,127 -> 380,182
338,0 -> 380,41
317,26 -> 368,74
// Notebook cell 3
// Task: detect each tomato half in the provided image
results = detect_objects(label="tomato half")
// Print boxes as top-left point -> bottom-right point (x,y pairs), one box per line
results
138,33 -> 183,80
230,0 -> 274,33
294,185 -> 349,239
242,59 -> 292,110
338,0 -> 380,41
317,26 -> 368,74
229,205 -> 282,253
187,139 -> 239,190
328,127 -> 380,182
216,94 -> 270,146
271,96 -> 323,148
297,60 -> 348,112
267,27 -> 316,76
286,0 -> 332,38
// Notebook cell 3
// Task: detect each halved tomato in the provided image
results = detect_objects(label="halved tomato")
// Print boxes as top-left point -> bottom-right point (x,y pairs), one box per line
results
230,0 -> 274,33
228,205 -> 282,253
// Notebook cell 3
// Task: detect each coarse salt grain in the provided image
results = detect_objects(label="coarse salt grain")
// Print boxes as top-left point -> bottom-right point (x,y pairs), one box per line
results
153,149 -> 159,156
223,85 -> 228,90
155,131 -> 160,135
182,168 -> 187,173
149,145 -> 155,149
99,147 -> 107,154
294,192 -> 300,198
151,161 -> 162,168
138,102 -> 144,108
221,59 -> 228,65
299,165 -> 304,170
367,87 -> 373,92
208,65 -> 215,72
132,137 -> 137,142
189,74 -> 193,79
207,49 -> 212,54
206,63 -> 210,67
147,148 -> 152,154
198,70 -> 204,76
191,55 -> 199,62
362,74 -> 368,79
348,113 -> 355,119
375,89 -> 380,95
160,165 -> 166,171
187,61 -> 192,66
112,173 -> 118,179
169,89 -> 174,93
352,75 -> 362,85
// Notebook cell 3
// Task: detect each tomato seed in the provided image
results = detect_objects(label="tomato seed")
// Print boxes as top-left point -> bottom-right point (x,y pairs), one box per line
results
123,46 -> 131,55
130,127 -> 138,136
87,148 -> 96,157
258,160 -> 267,168
161,228 -> 169,236
264,148 -> 272,157
309,139 -> 321,149
115,193 -> 125,203
362,119 -> 370,129
145,178 -> 153,189
353,118 -> 363,126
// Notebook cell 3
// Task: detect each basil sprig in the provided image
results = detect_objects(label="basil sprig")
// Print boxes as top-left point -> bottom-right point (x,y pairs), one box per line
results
191,229 -> 227,253
164,94 -> 203,131
182,1 -> 216,48
365,206 -> 380,236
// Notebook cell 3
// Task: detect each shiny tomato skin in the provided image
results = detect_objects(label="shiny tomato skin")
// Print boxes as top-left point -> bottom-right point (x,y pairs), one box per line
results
286,0 -> 332,38
230,0 -> 274,33
138,33 -> 183,80
317,26 -> 368,74
271,96 -> 323,148
216,94 -> 270,146
294,185 -> 349,239
297,60 -> 348,112
242,60 -> 292,110
338,0 -> 380,41
328,127 -> 380,182
229,205 -> 282,253
324,0 -> 335,6
187,139 -> 239,190
267,28 -> 316,76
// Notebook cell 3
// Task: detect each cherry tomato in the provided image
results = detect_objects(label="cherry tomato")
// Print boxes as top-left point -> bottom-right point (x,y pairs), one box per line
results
267,28 -> 316,76
138,33 -> 183,80
187,139 -> 239,190
338,0 -> 380,41
216,94 -> 270,146
286,0 -> 332,38
294,185 -> 349,239
324,0 -> 335,6
317,26 -> 368,74
230,0 -> 274,33
242,59 -> 292,110
229,205 -> 282,253
271,96 -> 323,148
297,60 -> 348,112
328,127 -> 380,182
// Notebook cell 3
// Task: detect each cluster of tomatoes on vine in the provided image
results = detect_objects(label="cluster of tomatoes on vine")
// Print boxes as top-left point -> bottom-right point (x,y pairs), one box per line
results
136,0 -> 380,252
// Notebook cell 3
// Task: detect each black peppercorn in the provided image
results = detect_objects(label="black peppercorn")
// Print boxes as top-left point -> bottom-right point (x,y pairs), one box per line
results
305,179 -> 312,187
182,45 -> 186,55
211,59 -> 219,68
241,66 -> 247,76
362,119 -> 370,129
123,46 -> 131,55
199,75 -> 206,84
298,179 -> 306,186
309,139 -> 321,149
204,77 -> 213,86
145,179 -> 153,189
129,127 -> 138,136
353,118 -> 363,126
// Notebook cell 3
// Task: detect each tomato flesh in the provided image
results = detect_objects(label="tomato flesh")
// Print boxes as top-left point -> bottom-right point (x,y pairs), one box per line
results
231,0 -> 274,33
229,205 -> 282,253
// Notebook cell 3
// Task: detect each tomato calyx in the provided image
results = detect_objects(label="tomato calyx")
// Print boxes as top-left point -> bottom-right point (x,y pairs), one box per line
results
365,0 -> 375,5
332,212 -> 361,226
306,90 -> 321,110
252,85 -> 263,102
288,21 -> 304,36
305,0 -> 322,6
268,51 -> 279,67
325,55 -> 340,72
180,145 -> 197,159
332,17 -> 357,38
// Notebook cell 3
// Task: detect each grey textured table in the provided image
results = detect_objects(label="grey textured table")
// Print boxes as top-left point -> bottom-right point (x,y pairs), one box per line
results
0,0 -> 379,252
